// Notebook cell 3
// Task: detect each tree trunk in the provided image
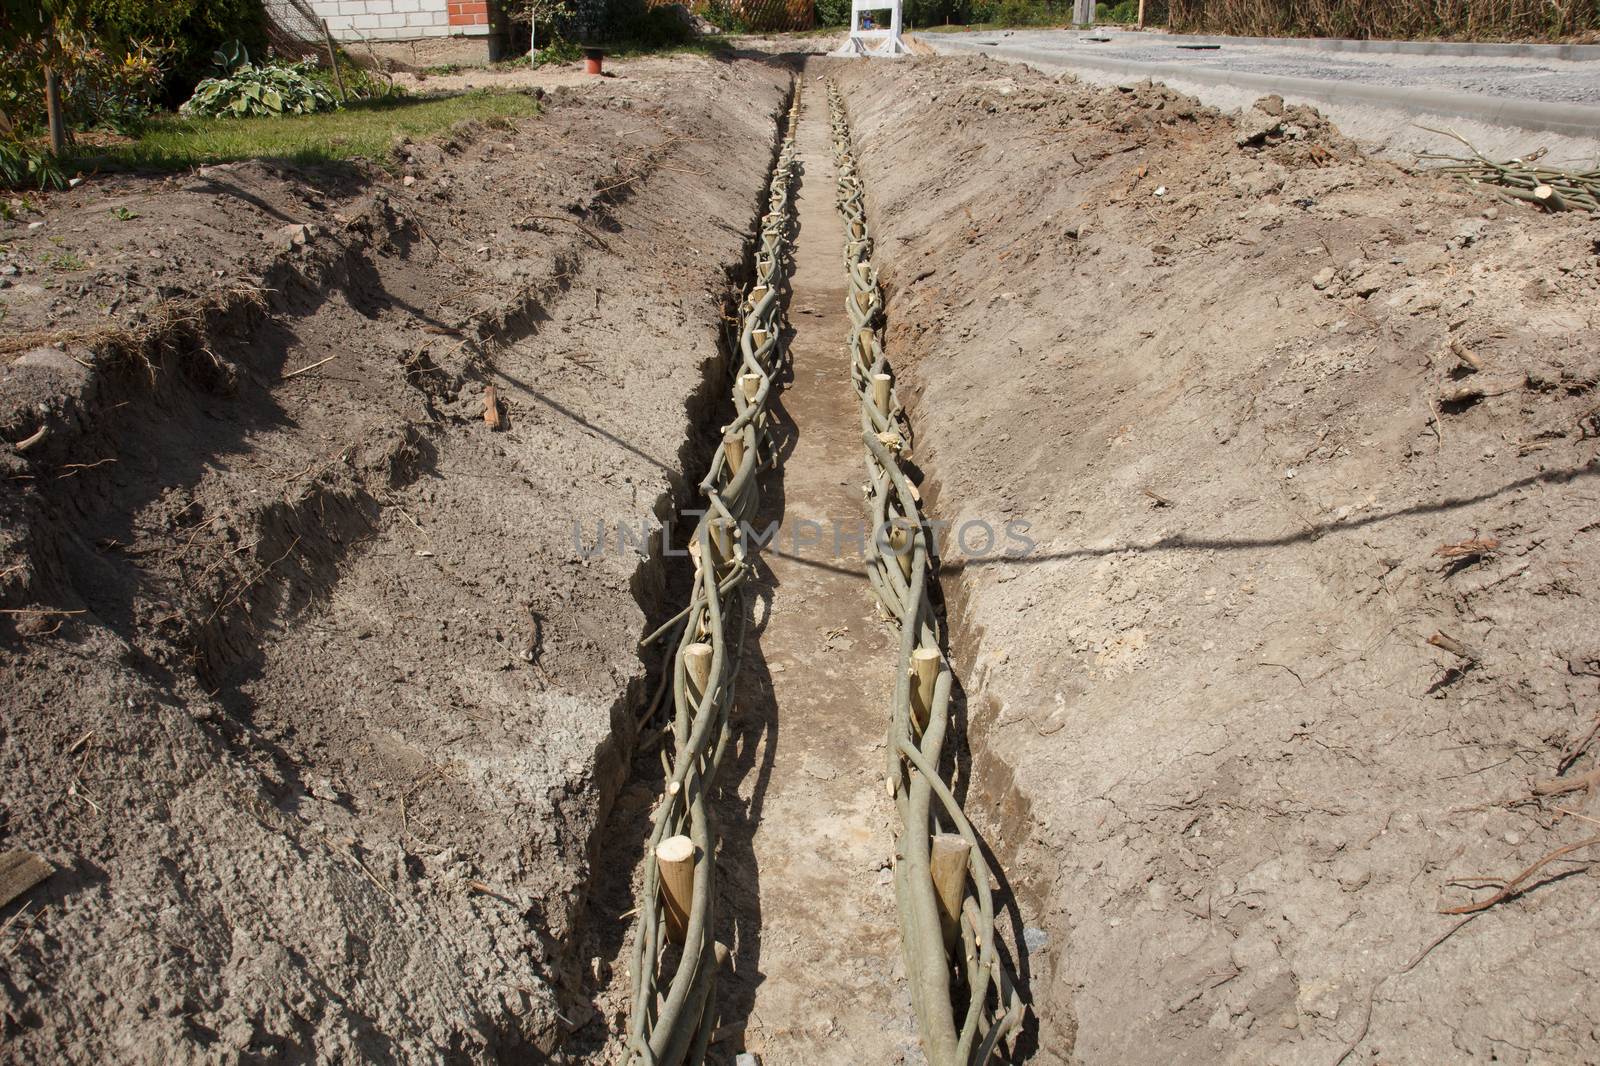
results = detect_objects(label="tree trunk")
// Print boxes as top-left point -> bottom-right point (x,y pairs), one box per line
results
44,66 -> 68,154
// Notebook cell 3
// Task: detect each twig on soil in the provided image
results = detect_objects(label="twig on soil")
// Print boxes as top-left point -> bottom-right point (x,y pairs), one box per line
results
283,355 -> 337,379
1258,662 -> 1304,686
1558,715 -> 1600,774
1439,833 -> 1600,915
1427,630 -> 1482,662
202,535 -> 301,626
1532,766 -> 1600,798
1332,911 -> 1483,1066
515,214 -> 611,250
1433,536 -> 1499,562
55,458 -> 116,479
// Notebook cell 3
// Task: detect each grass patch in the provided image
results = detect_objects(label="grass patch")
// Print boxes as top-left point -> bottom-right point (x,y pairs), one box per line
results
71,90 -> 540,172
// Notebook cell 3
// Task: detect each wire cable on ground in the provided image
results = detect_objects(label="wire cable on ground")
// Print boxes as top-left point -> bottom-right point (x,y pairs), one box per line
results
622,83 -> 802,1066
827,80 -> 1028,1065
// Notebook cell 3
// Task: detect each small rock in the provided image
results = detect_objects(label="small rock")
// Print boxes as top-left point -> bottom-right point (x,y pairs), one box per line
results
274,222 -> 315,249
1254,94 -> 1285,116
1235,109 -> 1283,147
403,175 -> 416,187
0,264 -> 17,276
1452,218 -> 1486,248
1023,926 -> 1049,952
309,777 -> 340,801
1482,206 -> 1499,220
877,867 -> 893,885
1311,266 -> 1336,291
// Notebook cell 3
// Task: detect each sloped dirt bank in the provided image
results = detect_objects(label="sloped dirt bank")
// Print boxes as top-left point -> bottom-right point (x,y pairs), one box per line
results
0,57 -> 789,1062
831,56 -> 1600,1065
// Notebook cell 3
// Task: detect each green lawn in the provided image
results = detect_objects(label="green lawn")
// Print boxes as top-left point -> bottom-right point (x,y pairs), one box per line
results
75,90 -> 540,172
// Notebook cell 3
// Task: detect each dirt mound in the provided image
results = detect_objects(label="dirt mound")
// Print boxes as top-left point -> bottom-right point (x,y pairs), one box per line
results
831,55 -> 1600,1065
0,58 -> 789,1061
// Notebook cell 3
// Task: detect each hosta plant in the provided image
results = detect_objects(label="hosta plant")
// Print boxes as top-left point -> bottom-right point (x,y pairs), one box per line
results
181,53 -> 336,119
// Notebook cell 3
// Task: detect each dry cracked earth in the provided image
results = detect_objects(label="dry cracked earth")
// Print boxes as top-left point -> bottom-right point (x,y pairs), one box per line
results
2,44 -> 1598,1066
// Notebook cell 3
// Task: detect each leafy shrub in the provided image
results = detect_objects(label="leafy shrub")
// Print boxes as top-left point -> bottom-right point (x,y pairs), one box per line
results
0,140 -> 67,190
0,26 -> 167,136
533,39 -> 585,66
84,0 -> 265,105
817,0 -> 853,24
181,50 -> 337,118
966,0 -> 1062,25
1096,0 -> 1139,21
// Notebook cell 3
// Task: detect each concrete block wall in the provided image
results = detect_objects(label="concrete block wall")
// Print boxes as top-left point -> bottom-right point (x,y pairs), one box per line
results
307,0 -> 492,41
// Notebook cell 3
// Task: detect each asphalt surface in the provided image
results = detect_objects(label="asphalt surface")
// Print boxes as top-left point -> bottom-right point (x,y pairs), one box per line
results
925,28 -> 1600,162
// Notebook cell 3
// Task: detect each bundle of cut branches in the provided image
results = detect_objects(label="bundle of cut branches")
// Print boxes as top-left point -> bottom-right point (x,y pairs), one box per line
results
1419,127 -> 1600,214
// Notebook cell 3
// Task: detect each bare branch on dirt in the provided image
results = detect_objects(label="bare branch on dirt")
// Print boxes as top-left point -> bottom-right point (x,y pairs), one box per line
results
515,214 -> 612,250
1532,767 -> 1600,799
0,850 -> 54,910
13,424 -> 49,454
283,355 -> 337,379
1427,630 -> 1482,662
1440,834 -> 1600,915
1558,715 -> 1600,774
1433,536 -> 1499,562
1333,911 -> 1484,1066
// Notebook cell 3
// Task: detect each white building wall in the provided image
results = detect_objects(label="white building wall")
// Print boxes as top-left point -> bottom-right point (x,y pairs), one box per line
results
305,0 -> 460,42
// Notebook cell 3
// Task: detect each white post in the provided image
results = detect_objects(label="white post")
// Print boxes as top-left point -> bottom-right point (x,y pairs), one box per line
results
831,0 -> 909,56
1075,0 -> 1094,27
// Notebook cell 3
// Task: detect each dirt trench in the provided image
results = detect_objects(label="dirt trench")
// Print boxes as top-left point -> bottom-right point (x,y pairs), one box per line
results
4,45 -> 1599,1066
0,57 -> 794,1062
829,55 -> 1600,1066
572,70 -> 933,1065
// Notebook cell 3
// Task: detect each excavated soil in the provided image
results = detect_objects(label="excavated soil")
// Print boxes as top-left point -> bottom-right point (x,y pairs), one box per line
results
7,43 -> 1600,1066
0,57 -> 790,1061
831,56 -> 1600,1065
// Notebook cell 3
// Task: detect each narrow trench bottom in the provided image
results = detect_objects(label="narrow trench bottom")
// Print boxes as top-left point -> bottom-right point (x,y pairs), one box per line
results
573,65 -> 1039,1065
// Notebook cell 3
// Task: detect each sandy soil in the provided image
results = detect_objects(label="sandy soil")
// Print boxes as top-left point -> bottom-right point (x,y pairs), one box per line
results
830,55 -> 1600,1064
568,82 -> 928,1064
6,44 -> 1599,1066
0,56 -> 789,1061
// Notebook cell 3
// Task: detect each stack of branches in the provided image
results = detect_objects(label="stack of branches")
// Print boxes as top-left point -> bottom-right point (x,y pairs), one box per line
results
1419,128 -> 1600,214
623,84 -> 802,1066
828,80 -> 1027,1066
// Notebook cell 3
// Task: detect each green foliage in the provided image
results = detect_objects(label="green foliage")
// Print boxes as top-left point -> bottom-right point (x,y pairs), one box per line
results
0,139 -> 67,190
0,22 -> 167,135
816,0 -> 854,25
533,39 -> 584,66
181,55 -> 338,119
1096,0 -> 1139,21
624,2 -> 699,46
964,0 -> 1063,26
83,0 -> 265,104
703,0 -> 756,32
